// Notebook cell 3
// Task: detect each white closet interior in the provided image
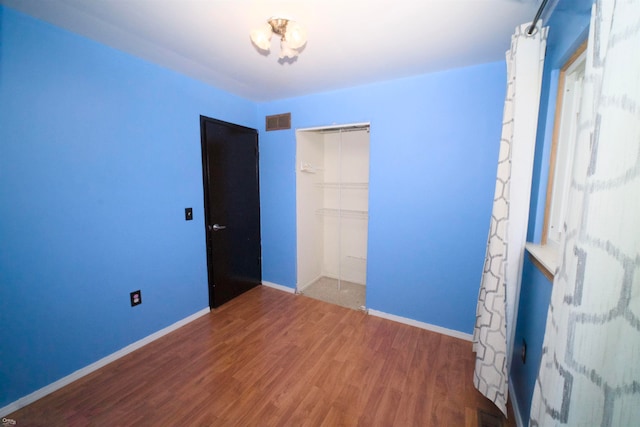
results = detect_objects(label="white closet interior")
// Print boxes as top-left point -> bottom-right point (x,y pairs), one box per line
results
296,123 -> 370,308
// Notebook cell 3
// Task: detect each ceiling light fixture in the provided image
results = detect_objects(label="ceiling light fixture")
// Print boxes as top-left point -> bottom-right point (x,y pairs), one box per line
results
250,18 -> 307,59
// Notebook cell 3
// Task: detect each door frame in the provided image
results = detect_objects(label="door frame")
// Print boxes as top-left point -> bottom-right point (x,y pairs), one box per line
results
294,122 -> 370,304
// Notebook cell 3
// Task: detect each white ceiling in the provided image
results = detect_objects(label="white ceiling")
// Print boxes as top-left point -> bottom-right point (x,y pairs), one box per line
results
1,0 -> 543,102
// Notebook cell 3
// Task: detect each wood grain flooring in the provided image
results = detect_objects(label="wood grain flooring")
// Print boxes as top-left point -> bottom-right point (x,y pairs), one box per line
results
9,286 -> 516,426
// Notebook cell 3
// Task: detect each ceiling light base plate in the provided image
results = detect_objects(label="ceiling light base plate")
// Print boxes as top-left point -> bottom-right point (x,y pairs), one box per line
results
268,18 -> 289,38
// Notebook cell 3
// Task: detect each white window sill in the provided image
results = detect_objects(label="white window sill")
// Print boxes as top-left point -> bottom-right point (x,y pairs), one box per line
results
525,243 -> 558,282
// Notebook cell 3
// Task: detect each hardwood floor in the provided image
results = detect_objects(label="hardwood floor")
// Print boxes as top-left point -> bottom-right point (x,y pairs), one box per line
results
9,286 -> 516,426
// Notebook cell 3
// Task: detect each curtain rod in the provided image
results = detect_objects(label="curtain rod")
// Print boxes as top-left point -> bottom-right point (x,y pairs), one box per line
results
527,0 -> 550,35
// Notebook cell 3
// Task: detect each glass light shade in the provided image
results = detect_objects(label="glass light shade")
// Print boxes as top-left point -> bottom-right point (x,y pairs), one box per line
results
279,40 -> 298,59
250,23 -> 273,50
284,21 -> 307,50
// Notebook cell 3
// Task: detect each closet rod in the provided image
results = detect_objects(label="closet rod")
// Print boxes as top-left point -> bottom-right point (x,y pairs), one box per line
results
316,126 -> 369,134
297,122 -> 370,133
527,0 -> 550,35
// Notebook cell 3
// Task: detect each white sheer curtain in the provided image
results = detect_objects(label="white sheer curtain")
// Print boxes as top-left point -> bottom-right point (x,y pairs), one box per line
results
531,0 -> 640,425
473,22 -> 548,416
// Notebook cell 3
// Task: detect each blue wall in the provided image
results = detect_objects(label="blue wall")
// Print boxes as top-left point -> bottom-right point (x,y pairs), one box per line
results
511,258 -> 555,422
510,0 -> 592,422
259,63 -> 506,334
0,7 -> 257,407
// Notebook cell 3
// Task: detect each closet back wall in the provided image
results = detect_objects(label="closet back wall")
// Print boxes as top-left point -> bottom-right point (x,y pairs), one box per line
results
259,62 -> 506,334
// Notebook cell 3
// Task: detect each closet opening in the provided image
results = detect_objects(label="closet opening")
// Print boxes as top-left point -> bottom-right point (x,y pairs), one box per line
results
295,123 -> 370,311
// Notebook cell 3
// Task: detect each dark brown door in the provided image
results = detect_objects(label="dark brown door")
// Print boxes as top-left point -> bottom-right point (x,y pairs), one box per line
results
200,116 -> 261,308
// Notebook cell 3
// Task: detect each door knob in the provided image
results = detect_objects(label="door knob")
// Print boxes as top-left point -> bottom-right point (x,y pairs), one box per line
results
212,224 -> 227,231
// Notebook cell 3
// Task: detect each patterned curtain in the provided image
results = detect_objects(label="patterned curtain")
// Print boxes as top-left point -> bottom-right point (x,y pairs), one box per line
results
473,23 -> 548,416
530,0 -> 640,425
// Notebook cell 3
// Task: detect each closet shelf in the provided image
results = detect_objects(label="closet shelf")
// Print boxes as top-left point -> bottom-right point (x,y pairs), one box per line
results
314,182 -> 368,189
316,208 -> 368,219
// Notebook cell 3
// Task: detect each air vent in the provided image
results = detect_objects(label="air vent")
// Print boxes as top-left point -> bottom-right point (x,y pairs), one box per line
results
265,113 -> 291,131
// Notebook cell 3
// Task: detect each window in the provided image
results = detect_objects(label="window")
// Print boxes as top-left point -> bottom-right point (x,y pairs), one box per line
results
527,41 -> 587,280
544,45 -> 587,248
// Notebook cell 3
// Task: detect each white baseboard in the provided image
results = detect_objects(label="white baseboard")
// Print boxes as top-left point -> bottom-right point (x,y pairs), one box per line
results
261,281 -> 295,294
367,309 -> 473,342
0,307 -> 210,418
294,275 -> 322,292
509,377 -> 525,427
